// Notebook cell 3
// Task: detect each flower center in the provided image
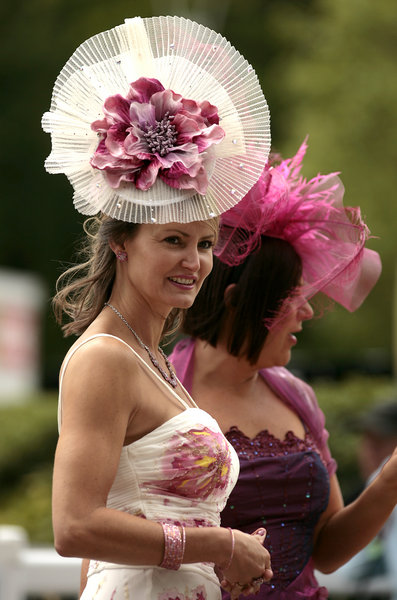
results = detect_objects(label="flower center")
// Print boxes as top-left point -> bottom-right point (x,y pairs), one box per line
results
143,112 -> 178,157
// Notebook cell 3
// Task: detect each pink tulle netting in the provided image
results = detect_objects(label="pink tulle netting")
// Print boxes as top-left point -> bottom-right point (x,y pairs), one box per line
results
214,138 -> 381,313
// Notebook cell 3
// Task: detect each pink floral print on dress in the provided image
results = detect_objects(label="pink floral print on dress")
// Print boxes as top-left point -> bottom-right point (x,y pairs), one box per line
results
158,584 -> 207,600
147,427 -> 232,501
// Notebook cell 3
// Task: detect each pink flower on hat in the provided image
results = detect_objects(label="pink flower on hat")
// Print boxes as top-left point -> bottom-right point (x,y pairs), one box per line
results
90,77 -> 225,193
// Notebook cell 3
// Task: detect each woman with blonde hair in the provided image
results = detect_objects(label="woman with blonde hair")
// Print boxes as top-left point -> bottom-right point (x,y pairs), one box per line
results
43,15 -> 272,600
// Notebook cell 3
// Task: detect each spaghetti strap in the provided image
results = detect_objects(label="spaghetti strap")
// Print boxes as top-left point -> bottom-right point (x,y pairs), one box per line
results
58,333 -> 197,429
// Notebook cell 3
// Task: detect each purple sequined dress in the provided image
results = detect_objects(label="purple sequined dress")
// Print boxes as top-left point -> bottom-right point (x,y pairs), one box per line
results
170,339 -> 337,600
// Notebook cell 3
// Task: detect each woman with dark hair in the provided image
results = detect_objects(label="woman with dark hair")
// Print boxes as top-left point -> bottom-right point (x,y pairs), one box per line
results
169,141 -> 397,599
182,235 -> 304,366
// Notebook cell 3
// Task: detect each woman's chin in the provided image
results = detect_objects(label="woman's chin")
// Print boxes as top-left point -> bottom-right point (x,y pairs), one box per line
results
171,293 -> 198,310
269,351 -> 292,369
158,290 -> 197,312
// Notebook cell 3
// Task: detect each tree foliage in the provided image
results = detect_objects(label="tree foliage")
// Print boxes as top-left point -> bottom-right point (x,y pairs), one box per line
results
255,0 -> 397,365
1,0 -> 395,383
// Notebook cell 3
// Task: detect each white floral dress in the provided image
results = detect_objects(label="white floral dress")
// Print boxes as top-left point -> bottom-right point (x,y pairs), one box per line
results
58,334 -> 240,600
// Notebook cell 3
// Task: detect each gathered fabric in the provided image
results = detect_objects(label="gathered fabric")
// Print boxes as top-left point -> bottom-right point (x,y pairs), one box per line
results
59,334 -> 240,600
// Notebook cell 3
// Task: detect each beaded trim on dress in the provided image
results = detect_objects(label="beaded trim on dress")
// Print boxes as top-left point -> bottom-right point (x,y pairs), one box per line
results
225,426 -> 327,466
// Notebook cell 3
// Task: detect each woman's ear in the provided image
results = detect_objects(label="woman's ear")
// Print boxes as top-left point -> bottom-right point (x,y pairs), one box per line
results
109,240 -> 122,254
224,283 -> 237,308
109,240 -> 128,262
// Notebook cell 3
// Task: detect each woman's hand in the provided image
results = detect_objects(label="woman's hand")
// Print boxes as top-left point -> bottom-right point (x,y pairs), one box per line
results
377,446 -> 397,495
219,528 -> 272,596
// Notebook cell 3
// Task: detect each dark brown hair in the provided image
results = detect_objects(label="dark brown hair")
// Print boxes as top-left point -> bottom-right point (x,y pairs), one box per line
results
182,236 -> 302,364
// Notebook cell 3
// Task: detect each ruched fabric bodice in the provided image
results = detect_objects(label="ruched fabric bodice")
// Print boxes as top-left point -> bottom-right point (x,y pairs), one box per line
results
58,334 -> 239,600
106,407 -> 239,527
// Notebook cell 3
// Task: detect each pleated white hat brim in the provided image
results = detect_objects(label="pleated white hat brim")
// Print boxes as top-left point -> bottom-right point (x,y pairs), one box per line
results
42,15 -> 271,224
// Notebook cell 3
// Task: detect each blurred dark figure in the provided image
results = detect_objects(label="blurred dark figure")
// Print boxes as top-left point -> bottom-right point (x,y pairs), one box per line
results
337,399 -> 397,599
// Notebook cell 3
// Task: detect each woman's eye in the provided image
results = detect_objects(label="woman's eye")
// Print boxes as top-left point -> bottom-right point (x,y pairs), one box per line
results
164,236 -> 180,245
198,240 -> 214,250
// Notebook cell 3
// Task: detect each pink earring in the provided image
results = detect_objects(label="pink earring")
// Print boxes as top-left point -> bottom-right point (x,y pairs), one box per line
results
116,250 -> 128,262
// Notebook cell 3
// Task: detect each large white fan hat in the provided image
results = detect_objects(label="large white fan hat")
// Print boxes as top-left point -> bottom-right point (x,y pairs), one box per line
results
42,15 -> 271,224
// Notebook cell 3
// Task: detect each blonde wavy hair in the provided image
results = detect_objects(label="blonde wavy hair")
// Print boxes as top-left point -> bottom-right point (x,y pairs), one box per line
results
53,214 -> 219,341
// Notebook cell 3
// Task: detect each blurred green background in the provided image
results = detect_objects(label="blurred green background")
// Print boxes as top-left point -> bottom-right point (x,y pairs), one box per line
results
1,0 -> 396,384
0,0 -> 396,549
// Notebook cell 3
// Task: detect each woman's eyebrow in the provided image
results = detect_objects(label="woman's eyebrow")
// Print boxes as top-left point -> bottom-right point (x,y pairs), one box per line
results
161,229 -> 189,237
162,229 -> 216,239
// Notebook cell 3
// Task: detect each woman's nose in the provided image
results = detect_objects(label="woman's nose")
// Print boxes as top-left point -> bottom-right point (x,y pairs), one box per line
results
181,247 -> 200,271
299,299 -> 314,321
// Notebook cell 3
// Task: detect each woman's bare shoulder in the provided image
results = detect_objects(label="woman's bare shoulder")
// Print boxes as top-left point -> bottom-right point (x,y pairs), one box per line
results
60,334 -> 143,419
62,334 -> 138,376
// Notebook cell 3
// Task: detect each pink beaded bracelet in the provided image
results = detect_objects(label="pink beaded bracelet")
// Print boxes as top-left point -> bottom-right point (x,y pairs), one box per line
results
181,524 -> 186,561
159,522 -> 186,570
222,527 -> 235,572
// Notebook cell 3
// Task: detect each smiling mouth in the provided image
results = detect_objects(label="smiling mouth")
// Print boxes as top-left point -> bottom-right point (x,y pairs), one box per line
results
168,277 -> 196,285
289,329 -> 302,343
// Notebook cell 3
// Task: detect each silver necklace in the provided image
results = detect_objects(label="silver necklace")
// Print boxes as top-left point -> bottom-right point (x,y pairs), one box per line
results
104,302 -> 178,388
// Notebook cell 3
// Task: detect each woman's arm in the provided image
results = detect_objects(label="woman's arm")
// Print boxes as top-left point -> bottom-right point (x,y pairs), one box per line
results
79,559 -> 89,598
55,340 -> 271,585
53,340 -> 166,564
313,449 -> 397,573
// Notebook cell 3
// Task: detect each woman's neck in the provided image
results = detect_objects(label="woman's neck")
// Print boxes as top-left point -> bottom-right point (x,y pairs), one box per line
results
193,338 -> 261,393
105,292 -> 168,350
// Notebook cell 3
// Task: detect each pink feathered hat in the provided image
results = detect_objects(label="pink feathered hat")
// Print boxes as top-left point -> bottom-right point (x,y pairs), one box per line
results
214,138 -> 381,312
